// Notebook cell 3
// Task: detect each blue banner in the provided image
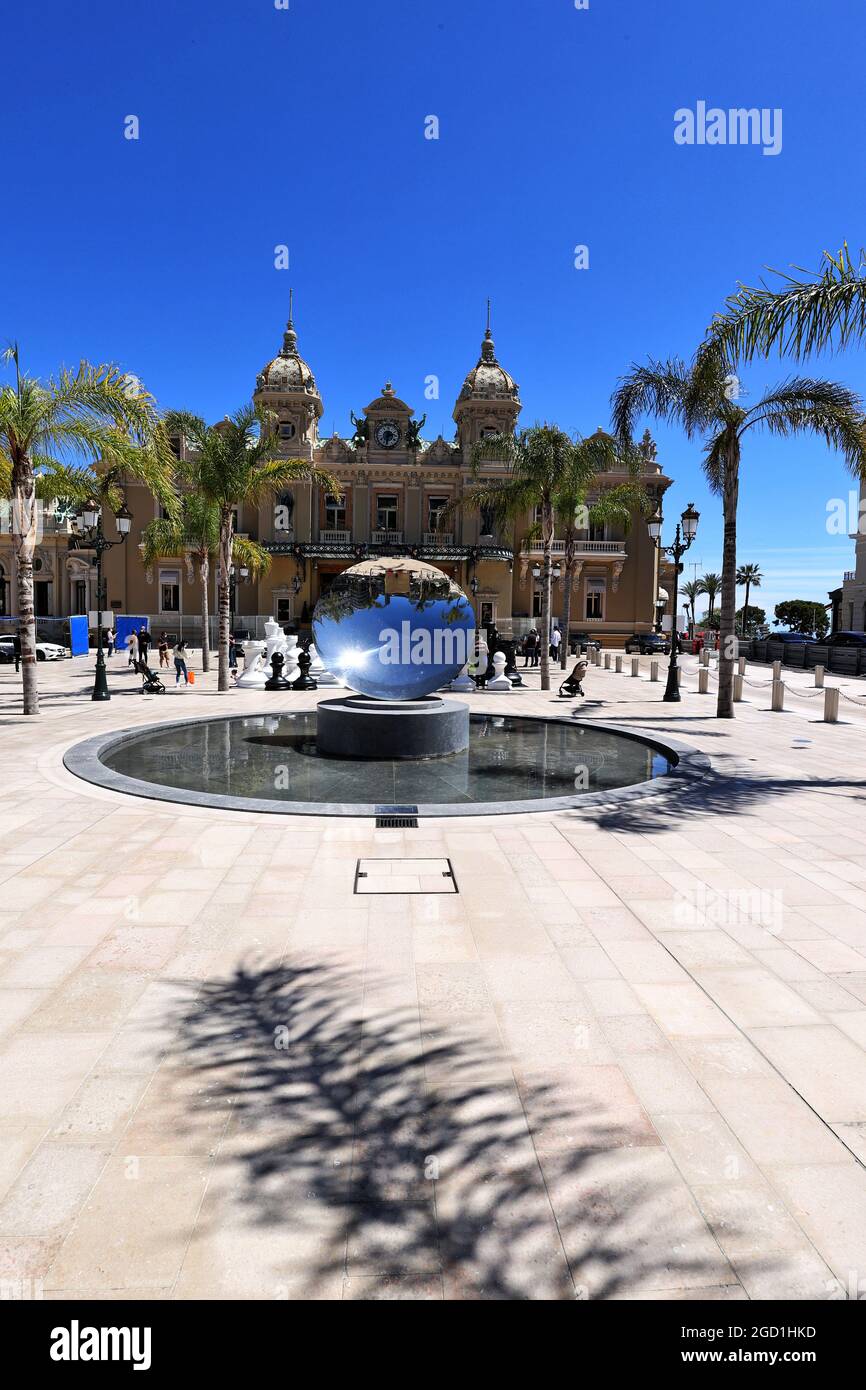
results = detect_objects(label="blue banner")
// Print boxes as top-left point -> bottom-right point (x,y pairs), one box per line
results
68,614 -> 90,656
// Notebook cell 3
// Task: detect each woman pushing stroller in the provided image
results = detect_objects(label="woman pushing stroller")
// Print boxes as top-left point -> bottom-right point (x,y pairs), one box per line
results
559,650 -> 589,699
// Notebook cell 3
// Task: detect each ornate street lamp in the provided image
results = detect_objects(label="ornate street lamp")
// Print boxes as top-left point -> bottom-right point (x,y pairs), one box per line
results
75,499 -> 133,701
647,501 -> 700,703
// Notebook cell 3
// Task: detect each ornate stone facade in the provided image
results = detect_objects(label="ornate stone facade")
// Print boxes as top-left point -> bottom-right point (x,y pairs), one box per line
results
2,308 -> 673,647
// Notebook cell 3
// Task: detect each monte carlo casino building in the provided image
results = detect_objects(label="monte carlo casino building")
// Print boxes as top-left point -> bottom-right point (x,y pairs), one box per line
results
9,310 -> 672,645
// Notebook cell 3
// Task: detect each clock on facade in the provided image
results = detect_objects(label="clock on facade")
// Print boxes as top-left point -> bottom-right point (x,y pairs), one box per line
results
375,420 -> 401,449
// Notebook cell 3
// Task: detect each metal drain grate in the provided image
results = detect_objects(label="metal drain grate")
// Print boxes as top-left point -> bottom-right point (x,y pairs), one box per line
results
375,804 -> 419,829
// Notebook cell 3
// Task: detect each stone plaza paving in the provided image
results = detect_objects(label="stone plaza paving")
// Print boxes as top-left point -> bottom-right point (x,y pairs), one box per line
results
2,650 -> 866,1300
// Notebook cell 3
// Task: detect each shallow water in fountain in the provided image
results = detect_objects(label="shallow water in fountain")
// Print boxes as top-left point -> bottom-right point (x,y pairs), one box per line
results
101,713 -> 673,807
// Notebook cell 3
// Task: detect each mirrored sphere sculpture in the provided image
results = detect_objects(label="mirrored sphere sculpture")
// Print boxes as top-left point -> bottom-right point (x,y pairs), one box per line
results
312,557 -> 475,701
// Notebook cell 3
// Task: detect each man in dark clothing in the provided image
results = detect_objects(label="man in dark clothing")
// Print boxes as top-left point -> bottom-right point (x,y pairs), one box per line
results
138,626 -> 150,663
523,630 -> 537,667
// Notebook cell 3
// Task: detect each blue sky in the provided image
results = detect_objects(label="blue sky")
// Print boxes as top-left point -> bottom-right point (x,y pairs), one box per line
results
5,0 -> 866,624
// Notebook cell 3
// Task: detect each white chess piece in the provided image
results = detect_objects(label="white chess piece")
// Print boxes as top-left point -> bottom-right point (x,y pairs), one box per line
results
307,642 -> 339,686
283,634 -> 300,684
486,649 -> 511,692
450,661 -> 475,692
236,639 -> 267,689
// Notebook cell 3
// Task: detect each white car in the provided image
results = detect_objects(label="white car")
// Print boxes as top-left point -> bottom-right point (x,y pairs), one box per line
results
0,636 -> 67,662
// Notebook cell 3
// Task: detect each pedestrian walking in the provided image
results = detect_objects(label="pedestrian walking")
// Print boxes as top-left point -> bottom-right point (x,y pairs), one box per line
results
127,630 -> 139,667
105,628 -> 115,658
158,633 -> 170,668
523,629 -> 537,667
173,639 -> 189,687
550,626 -> 562,660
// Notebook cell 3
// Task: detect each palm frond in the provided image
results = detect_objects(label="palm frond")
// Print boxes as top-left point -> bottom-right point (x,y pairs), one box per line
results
706,244 -> 866,362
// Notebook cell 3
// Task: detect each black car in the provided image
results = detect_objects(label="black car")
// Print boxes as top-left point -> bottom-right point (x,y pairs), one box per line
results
570,632 -> 602,653
625,632 -> 670,655
826,630 -> 866,647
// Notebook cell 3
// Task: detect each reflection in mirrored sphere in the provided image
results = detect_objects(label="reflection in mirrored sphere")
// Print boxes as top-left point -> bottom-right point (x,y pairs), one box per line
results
312,557 -> 475,701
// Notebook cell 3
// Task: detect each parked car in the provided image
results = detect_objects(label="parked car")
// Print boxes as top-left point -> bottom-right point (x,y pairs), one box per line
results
772,631 -> 814,644
625,632 -> 670,655
570,632 -> 602,653
826,630 -> 866,647
0,635 -> 67,662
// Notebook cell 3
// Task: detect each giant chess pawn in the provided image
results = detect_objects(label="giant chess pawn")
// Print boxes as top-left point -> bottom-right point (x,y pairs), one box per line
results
265,650 -> 291,691
293,649 -> 318,691
486,649 -> 512,692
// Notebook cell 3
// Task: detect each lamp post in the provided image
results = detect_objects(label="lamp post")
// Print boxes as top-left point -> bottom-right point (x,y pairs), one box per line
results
228,565 -> 249,633
75,500 -> 132,702
647,501 -> 700,703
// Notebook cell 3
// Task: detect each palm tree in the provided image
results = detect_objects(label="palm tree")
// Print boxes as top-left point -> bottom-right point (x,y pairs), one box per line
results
707,244 -> 866,363
700,572 -> 721,625
0,347 -> 173,714
453,424 -> 632,691
736,562 -> 762,633
612,355 -> 866,717
140,494 -> 270,672
552,434 -> 651,669
164,406 -> 340,691
681,579 -> 702,639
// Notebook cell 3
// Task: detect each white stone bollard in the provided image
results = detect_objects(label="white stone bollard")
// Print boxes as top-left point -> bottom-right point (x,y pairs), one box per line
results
772,659 -> 782,680
700,647 -> 709,667
615,654 -> 623,673
650,660 -> 659,682
698,667 -> 709,694
815,665 -> 825,688
630,656 -> 640,677
771,679 -> 785,711
824,687 -> 839,722
604,650 -> 611,670
738,655 -> 746,676
733,673 -> 743,701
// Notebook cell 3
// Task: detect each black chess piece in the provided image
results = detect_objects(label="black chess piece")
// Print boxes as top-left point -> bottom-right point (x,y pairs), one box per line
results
293,649 -> 318,691
265,650 -> 292,690
502,638 -> 524,687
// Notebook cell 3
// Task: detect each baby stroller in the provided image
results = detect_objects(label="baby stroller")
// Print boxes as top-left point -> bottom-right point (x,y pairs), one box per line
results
559,655 -> 588,699
136,657 -> 166,695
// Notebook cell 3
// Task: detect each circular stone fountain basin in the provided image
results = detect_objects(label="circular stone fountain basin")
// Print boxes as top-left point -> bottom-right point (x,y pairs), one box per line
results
63,712 -> 709,817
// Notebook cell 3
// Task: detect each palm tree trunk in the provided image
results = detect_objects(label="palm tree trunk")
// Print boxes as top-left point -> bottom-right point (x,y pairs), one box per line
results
540,547 -> 552,692
217,514 -> 232,693
199,553 -> 210,673
11,465 -> 38,716
716,456 -> 740,718
561,565 -> 573,670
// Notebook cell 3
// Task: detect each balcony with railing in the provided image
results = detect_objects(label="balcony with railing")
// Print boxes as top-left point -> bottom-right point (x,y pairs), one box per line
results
371,529 -> 403,546
521,537 -> 626,558
423,531 -> 454,546
319,528 -> 351,543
